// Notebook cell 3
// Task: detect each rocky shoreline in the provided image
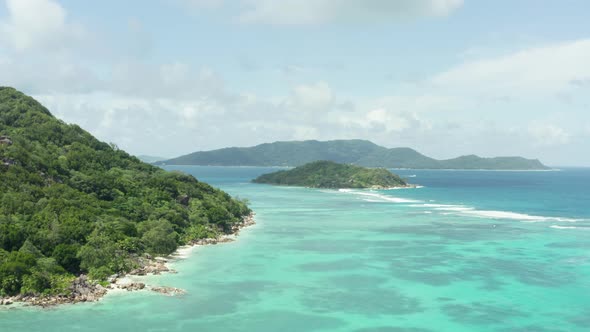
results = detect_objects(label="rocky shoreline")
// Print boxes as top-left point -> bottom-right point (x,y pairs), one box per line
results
0,213 -> 256,308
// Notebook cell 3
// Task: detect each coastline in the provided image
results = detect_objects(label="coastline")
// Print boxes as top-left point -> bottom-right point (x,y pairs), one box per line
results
0,213 -> 256,308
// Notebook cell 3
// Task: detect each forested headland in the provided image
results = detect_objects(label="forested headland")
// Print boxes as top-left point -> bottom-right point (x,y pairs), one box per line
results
0,87 -> 251,298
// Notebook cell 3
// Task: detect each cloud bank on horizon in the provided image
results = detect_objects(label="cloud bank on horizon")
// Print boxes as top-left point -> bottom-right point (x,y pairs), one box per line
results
0,0 -> 589,165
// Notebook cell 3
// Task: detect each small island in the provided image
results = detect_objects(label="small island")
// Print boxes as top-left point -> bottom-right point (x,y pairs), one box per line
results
252,160 -> 410,189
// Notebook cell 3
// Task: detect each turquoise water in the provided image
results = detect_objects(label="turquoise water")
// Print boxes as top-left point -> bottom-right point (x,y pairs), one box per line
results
2,167 -> 590,331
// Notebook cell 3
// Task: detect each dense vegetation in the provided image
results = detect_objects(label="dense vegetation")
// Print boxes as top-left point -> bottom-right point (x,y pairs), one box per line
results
0,87 -> 251,297
157,140 -> 549,170
252,161 -> 408,189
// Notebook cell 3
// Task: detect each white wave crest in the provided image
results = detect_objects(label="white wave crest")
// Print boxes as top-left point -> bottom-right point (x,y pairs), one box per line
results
435,206 -> 474,212
550,225 -> 581,229
340,190 -> 421,203
410,203 -> 469,211
340,189 -> 583,223
460,210 -> 581,222
356,192 -> 421,203
411,204 -> 582,223
362,199 -> 386,203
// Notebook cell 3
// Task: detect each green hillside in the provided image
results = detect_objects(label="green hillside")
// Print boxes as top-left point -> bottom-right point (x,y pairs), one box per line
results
0,87 -> 250,297
157,140 -> 549,170
437,155 -> 548,170
356,147 -> 441,169
252,161 -> 408,189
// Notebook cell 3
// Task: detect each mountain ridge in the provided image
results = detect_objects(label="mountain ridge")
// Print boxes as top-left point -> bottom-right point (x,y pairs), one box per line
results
156,140 -> 549,170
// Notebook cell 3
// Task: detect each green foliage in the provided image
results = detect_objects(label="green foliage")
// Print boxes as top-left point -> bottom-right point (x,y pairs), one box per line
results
158,139 -> 549,170
253,160 -> 407,189
52,244 -> 81,273
0,87 -> 251,295
0,251 -> 37,296
182,224 -> 218,243
20,259 -> 67,296
138,219 -> 178,256
88,266 -> 114,281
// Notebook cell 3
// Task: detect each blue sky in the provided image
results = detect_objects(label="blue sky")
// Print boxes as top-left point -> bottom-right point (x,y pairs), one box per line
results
1,0 -> 589,165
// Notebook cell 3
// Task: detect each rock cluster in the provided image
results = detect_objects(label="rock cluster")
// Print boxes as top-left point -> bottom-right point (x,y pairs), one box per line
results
151,286 -> 186,296
1,276 -> 108,308
192,237 -> 234,245
0,298 -> 13,306
231,213 -> 256,233
118,282 -> 146,291
0,135 -> 12,145
129,257 -> 170,276
2,158 -> 15,166
191,213 -> 256,246
68,276 -> 108,302
177,194 -> 190,206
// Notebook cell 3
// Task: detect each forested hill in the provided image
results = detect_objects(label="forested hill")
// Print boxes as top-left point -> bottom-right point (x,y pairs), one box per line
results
156,140 -> 550,170
253,161 -> 408,189
0,87 -> 250,297
159,140 -> 383,167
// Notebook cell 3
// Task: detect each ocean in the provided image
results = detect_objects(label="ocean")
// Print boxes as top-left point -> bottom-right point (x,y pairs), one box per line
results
1,166 -> 589,332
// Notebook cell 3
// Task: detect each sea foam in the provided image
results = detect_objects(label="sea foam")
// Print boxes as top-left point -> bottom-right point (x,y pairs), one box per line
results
459,210 -> 581,222
339,189 -> 422,203
550,225 -> 582,230
338,190 -> 583,223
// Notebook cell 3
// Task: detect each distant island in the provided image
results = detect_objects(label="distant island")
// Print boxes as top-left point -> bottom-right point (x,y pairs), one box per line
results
155,140 -> 550,170
252,161 -> 409,189
0,87 -> 252,306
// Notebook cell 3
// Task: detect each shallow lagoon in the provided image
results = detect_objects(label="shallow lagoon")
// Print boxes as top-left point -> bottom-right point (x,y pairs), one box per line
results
1,167 -> 589,332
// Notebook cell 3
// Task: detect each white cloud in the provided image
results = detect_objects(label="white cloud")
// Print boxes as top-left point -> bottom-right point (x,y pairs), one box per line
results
331,93 -> 461,137
109,62 -> 230,100
34,93 -> 231,154
0,0 -> 84,52
337,103 -> 424,134
431,39 -> 590,97
238,0 -> 463,25
528,124 -> 571,147
364,108 -> 412,132
288,81 -> 334,111
0,57 -> 102,94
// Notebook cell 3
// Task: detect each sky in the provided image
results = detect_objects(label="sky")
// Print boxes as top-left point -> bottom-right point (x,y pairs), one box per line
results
0,0 -> 589,166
